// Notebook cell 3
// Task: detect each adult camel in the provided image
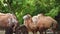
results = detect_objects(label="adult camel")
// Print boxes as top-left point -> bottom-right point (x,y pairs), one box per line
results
23,13 -> 57,34
0,13 -> 19,34
23,14 -> 38,34
37,14 -> 58,34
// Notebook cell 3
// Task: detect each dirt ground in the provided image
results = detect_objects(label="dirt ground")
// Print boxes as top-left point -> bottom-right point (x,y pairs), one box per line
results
0,30 -> 5,34
0,30 -> 57,34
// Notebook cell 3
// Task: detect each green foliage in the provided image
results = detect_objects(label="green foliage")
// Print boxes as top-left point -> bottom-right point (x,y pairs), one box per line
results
0,0 -> 60,24
45,7 -> 59,18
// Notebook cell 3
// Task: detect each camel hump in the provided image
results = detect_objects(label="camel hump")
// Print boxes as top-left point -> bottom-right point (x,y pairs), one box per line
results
32,16 -> 38,24
0,13 -> 11,16
0,13 -> 6,16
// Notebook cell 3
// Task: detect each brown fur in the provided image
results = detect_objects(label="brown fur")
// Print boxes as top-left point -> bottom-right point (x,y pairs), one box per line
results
0,13 -> 18,34
15,25 -> 28,34
37,14 -> 57,34
23,13 -> 57,34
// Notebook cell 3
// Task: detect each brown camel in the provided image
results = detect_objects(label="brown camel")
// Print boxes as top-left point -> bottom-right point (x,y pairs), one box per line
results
23,13 -> 57,34
0,13 -> 19,34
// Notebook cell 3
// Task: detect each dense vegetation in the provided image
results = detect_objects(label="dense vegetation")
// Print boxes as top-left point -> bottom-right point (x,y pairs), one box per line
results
0,0 -> 60,24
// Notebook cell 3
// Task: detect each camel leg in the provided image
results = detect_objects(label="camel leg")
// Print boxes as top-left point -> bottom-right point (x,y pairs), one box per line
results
40,31 -> 43,34
57,31 -> 60,34
23,30 -> 28,34
52,29 -> 56,34
53,31 -> 56,34
5,27 -> 13,34
39,31 -> 43,34
32,31 -> 37,34
53,31 -> 57,34
23,32 -> 28,34
45,30 -> 46,34
15,29 -> 28,34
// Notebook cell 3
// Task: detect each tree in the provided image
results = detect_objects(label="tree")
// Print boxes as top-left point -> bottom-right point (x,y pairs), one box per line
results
0,0 -> 60,24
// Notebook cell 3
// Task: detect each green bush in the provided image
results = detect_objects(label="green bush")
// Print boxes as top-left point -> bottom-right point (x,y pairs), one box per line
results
0,0 -> 60,24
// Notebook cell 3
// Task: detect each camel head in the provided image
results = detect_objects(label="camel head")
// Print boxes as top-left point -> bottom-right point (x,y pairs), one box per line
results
23,14 -> 31,20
